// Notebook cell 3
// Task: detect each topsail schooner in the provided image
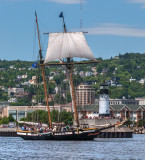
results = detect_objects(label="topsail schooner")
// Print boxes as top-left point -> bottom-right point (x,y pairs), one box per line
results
17,12 -> 104,140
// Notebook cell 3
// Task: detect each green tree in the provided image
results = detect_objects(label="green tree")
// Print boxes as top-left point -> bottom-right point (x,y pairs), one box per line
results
0,117 -> 9,124
8,113 -> 15,122
138,119 -> 145,127
54,93 -> 66,104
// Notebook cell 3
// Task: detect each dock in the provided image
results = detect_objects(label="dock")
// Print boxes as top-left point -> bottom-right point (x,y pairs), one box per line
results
0,128 -> 17,137
97,126 -> 133,138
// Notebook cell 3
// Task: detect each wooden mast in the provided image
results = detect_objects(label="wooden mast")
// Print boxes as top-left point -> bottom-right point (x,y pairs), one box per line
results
69,65 -> 79,128
59,12 -> 80,129
35,12 -> 52,129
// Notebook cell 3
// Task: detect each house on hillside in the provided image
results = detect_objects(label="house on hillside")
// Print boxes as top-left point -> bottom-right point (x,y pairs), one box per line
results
15,84 -> 20,88
138,78 -> 145,85
79,71 -> 85,77
8,98 -> 18,103
21,82 -> 31,86
91,67 -> 96,72
0,68 -> 5,71
28,76 -> 37,85
113,56 -> 119,60
50,71 -> 60,76
137,66 -> 141,69
93,72 -> 98,76
101,69 -> 108,75
8,88 -> 24,97
85,71 -> 93,77
129,78 -> 136,82
0,86 -> 7,92
22,74 -> 28,79
29,79 -> 37,85
18,68 -> 25,71
15,92 -> 29,98
17,75 -> 22,79
10,65 -> 14,69
73,71 -> 78,75
49,76 -> 54,81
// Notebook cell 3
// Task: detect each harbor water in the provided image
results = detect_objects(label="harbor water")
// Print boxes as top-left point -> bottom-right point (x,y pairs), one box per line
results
0,134 -> 145,160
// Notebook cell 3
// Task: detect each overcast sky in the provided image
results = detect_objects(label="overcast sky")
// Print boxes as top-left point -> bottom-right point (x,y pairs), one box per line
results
1,0 -> 145,61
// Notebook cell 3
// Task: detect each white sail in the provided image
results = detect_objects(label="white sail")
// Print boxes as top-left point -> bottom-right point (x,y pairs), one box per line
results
44,32 -> 96,63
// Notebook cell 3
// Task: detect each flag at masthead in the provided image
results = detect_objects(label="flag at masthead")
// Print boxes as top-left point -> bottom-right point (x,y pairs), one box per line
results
59,11 -> 67,32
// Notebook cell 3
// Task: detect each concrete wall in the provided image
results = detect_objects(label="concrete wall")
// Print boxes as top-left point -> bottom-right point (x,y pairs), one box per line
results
74,119 -> 119,128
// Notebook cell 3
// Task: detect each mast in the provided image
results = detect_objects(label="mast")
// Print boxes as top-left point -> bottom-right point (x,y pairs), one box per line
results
35,12 -> 52,129
59,12 -> 74,112
68,62 -> 79,128
59,12 -> 79,128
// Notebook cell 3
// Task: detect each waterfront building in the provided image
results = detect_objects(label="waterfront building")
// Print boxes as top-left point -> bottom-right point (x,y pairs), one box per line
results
75,84 -> 95,106
135,97 -> 145,105
95,98 -> 139,105
0,104 -> 72,121
77,104 -> 145,122
0,102 -> 10,118
109,98 -> 139,105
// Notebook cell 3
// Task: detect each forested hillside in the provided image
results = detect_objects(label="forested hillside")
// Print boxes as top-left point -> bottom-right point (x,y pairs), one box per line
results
0,53 -> 145,105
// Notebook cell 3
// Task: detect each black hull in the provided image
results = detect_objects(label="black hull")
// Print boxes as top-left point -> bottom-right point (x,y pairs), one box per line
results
18,132 -> 98,141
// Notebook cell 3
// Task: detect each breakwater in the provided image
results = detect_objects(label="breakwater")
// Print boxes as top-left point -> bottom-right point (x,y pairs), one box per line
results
0,128 -> 17,137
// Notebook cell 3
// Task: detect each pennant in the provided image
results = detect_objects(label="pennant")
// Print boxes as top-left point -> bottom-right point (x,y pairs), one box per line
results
59,12 -> 63,18
35,11 -> 37,23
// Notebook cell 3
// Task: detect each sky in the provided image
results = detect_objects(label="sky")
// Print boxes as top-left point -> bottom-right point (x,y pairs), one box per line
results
1,0 -> 145,61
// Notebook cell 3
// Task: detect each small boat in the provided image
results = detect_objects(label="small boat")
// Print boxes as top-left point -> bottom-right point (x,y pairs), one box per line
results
17,11 -> 103,140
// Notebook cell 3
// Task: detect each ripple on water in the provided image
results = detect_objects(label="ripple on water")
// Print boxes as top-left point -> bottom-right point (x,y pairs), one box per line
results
0,135 -> 144,160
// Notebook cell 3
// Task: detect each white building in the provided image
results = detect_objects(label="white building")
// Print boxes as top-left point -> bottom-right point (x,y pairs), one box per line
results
135,97 -> 145,105
138,78 -> 145,85
22,74 -> 28,79
17,75 -> 22,79
109,99 -> 139,105
79,71 -> 85,77
85,72 -> 93,77
10,65 -> 14,69
129,78 -> 136,82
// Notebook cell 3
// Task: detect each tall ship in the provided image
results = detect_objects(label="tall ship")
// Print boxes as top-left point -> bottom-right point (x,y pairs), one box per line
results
17,12 -> 113,140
